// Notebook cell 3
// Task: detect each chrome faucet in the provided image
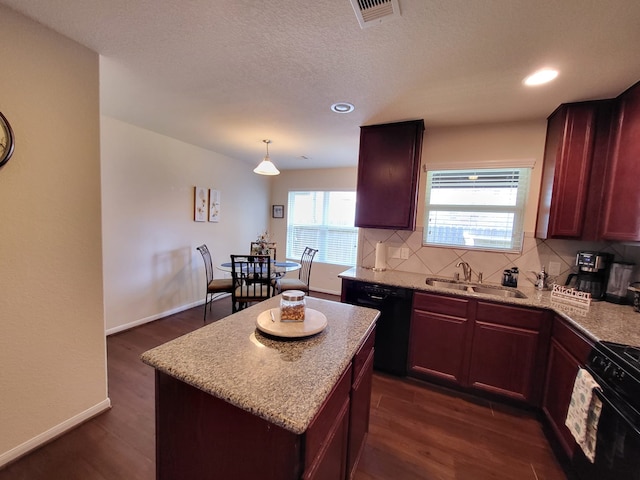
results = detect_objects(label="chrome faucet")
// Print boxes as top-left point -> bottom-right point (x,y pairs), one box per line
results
456,261 -> 472,282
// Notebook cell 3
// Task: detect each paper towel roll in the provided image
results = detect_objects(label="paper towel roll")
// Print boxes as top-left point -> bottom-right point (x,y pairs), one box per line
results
374,242 -> 386,271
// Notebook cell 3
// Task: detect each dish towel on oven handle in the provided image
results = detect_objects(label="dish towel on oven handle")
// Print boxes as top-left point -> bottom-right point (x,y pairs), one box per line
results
565,368 -> 603,462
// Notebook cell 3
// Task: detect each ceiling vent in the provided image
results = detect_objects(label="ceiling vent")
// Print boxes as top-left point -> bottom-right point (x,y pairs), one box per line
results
350,0 -> 401,29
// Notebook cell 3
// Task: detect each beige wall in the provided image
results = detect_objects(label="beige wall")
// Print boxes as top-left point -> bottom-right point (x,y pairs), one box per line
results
270,168 -> 358,294
418,120 -> 547,233
0,6 -> 108,464
101,115 -> 270,333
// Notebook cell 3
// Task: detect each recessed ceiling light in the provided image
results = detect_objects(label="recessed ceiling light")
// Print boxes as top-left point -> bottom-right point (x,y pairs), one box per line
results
523,68 -> 559,86
331,102 -> 355,114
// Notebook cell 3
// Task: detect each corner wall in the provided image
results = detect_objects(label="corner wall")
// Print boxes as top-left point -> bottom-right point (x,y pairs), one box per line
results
0,6 -> 108,464
100,115 -> 270,333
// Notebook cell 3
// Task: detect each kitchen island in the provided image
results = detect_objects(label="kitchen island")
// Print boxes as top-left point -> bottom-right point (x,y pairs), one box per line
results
141,296 -> 379,480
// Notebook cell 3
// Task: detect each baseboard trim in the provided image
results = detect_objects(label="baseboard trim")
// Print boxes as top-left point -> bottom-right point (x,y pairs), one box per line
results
104,288 -> 340,337
310,287 -> 341,296
0,398 -> 112,468
105,294 -> 231,336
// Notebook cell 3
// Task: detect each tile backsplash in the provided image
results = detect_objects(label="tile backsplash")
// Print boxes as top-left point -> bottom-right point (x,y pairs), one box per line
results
359,228 -> 640,288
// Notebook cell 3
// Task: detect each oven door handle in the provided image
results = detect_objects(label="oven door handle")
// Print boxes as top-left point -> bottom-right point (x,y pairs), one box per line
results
593,388 -> 640,437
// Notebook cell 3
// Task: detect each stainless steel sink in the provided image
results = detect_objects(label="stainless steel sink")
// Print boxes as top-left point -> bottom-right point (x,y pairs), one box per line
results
425,278 -> 527,299
471,285 -> 527,298
425,279 -> 470,291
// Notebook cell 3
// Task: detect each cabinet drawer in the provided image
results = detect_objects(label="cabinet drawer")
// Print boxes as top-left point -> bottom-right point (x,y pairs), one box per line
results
413,292 -> 469,318
353,329 -> 375,384
551,315 -> 593,363
305,364 -> 352,467
476,301 -> 547,330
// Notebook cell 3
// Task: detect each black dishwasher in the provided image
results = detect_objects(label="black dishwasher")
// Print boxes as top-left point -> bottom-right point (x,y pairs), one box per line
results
342,279 -> 413,376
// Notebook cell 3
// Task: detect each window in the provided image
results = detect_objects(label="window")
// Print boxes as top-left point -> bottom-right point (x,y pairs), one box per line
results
286,191 -> 358,266
423,168 -> 531,252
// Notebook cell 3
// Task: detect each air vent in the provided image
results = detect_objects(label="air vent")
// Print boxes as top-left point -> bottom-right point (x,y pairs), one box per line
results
349,0 -> 401,29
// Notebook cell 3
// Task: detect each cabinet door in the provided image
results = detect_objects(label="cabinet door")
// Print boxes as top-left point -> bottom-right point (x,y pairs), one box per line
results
347,347 -> 374,479
467,321 -> 541,403
305,366 -> 351,479
542,316 -> 593,459
602,82 -> 640,241
355,120 -> 424,230
536,103 -> 597,239
304,401 -> 350,480
408,309 -> 470,385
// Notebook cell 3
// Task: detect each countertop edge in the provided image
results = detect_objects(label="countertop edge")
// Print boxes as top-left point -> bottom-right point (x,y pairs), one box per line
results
339,267 -> 640,347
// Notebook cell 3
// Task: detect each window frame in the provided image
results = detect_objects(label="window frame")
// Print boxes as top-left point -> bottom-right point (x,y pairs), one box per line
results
286,190 -> 358,266
423,167 -> 531,253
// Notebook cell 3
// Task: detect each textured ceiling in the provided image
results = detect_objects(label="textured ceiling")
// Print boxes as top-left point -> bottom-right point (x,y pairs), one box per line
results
2,0 -> 640,170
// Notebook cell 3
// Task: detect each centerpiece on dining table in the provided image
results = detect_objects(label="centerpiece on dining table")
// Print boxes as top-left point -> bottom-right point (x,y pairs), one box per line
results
251,230 -> 276,259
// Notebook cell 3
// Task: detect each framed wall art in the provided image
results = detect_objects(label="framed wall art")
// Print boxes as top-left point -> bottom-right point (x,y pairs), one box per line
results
194,186 -> 208,222
272,204 -> 284,218
209,189 -> 220,222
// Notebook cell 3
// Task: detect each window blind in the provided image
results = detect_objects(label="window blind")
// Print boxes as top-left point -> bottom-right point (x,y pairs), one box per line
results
286,191 -> 358,266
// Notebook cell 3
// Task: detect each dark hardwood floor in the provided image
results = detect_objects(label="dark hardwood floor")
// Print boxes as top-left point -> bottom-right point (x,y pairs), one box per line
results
0,293 -> 566,480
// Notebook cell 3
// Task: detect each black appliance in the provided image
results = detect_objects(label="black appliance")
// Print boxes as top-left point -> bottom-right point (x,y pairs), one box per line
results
342,280 -> 412,376
572,341 -> 640,480
565,251 -> 614,300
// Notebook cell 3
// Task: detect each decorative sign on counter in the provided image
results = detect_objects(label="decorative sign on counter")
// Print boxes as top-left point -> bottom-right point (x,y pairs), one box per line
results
550,284 -> 592,309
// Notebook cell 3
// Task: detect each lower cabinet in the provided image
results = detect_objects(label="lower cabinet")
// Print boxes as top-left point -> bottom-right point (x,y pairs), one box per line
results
154,328 -> 376,480
469,302 -> 551,405
409,292 -> 552,406
541,314 -> 593,458
304,366 -> 352,480
347,331 -> 375,479
408,293 -> 472,385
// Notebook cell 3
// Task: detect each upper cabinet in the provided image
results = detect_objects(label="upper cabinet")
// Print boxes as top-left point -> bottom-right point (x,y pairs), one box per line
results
535,101 -> 614,240
355,120 -> 425,230
601,81 -> 640,241
536,80 -> 640,242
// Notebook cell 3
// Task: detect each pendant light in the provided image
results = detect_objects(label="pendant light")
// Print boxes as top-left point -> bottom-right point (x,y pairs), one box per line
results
253,139 -> 280,175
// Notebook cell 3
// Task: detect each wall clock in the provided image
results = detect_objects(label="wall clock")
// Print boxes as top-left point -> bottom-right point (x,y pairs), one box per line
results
0,111 -> 15,168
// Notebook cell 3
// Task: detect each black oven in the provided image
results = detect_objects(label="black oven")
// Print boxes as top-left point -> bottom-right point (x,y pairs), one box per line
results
572,342 -> 640,480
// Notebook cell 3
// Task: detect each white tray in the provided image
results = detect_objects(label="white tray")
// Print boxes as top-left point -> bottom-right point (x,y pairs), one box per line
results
256,308 -> 327,338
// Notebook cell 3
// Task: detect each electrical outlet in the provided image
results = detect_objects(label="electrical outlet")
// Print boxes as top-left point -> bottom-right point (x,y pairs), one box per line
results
400,248 -> 409,259
388,247 -> 400,259
548,261 -> 561,276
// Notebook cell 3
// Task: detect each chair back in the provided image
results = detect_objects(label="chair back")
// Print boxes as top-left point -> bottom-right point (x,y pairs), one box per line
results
250,242 -> 277,261
298,247 -> 318,286
196,244 -> 214,285
230,254 -> 273,311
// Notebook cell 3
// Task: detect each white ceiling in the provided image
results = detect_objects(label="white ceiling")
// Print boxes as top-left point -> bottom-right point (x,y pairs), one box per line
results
3,0 -> 640,170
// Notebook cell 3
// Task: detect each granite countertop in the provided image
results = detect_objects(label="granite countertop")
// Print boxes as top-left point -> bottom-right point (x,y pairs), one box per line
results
140,296 -> 379,435
339,267 -> 640,347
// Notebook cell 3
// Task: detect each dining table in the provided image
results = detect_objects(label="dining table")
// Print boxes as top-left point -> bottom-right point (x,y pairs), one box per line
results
217,260 -> 301,276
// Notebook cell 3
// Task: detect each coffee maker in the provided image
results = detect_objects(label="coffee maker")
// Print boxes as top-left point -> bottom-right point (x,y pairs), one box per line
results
565,251 -> 613,300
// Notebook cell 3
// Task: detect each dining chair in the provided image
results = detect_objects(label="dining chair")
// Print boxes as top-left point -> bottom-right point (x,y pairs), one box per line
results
277,247 -> 318,295
196,244 -> 234,322
250,242 -> 277,261
230,254 -> 274,313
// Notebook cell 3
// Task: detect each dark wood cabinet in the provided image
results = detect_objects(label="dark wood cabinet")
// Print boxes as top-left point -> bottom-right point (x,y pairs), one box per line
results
409,293 -> 471,385
602,81 -> 640,241
469,302 -> 551,406
347,331 -> 375,479
154,335 -> 378,480
355,120 -> 424,230
304,366 -> 351,480
542,315 -> 593,459
409,292 -> 551,406
536,101 -> 614,240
